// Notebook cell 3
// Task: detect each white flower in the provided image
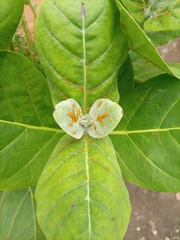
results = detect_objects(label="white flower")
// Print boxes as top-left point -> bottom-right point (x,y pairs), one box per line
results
53,98 -> 123,139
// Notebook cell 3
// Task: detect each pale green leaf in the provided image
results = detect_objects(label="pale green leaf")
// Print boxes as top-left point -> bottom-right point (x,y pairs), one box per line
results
36,134 -> 131,240
0,51 -> 63,190
0,0 -> 25,50
111,74 -> 180,192
35,0 -> 128,110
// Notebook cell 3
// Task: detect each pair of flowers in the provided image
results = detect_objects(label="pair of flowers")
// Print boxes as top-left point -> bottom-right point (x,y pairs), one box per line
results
53,98 -> 123,139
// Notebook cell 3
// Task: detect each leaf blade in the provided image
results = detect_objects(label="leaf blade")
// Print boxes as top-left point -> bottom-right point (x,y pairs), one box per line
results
114,0 -> 177,77
0,51 -> 63,190
36,134 -> 131,240
111,74 -> 180,192
35,0 -> 128,108
0,188 -> 35,240
0,0 -> 25,50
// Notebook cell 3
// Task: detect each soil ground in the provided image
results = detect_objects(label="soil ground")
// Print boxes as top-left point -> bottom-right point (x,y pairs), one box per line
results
24,1 -> 180,239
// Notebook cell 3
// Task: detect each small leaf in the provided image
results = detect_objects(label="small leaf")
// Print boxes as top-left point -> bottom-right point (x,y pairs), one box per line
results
0,0 -> 25,50
111,74 -> 180,192
53,98 -> 123,139
87,99 -> 123,138
118,0 -> 180,46
114,0 -> 177,77
36,134 -> 131,240
144,6 -> 180,32
53,98 -> 84,139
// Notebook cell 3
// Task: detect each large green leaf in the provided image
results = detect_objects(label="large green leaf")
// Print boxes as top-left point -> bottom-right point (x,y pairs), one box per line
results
0,51 -> 63,190
35,0 -> 128,110
36,134 -> 131,240
0,0 -> 25,50
111,74 -> 180,192
0,188 -> 35,240
114,0 -> 177,77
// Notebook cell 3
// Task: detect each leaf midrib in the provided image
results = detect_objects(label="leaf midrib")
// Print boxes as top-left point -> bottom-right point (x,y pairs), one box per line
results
2,119 -> 179,135
111,127 -> 180,135
0,119 -> 63,133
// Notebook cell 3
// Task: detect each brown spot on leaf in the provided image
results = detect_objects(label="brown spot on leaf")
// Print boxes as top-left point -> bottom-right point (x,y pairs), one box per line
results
97,99 -> 104,107
68,105 -> 82,126
96,113 -> 109,126
71,204 -> 76,209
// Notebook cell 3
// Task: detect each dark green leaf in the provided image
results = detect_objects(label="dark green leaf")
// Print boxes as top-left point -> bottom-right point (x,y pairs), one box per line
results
0,51 -> 63,190
0,0 -> 25,50
111,74 -> 180,192
118,55 -> 134,99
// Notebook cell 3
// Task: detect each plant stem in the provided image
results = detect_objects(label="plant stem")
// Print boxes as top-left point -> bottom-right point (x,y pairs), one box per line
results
21,14 -> 35,64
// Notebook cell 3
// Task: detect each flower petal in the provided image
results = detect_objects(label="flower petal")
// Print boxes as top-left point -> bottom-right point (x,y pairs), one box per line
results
87,99 -> 123,138
53,99 -> 84,139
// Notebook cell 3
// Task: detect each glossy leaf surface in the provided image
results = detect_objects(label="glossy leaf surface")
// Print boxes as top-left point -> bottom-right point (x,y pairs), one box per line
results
0,0 -> 25,50
0,51 -> 63,190
36,134 -> 131,240
111,74 -> 180,192
35,0 -> 128,110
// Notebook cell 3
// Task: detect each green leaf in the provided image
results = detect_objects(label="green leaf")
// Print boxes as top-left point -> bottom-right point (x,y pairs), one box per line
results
118,55 -> 134,99
144,2 -> 180,32
145,29 -> 180,47
114,0 -> 176,77
118,0 -> 180,46
0,0 -> 25,50
0,51 -> 63,190
129,51 -> 164,84
36,134 -> 131,240
168,62 -> 180,80
120,0 -> 145,23
111,74 -> 180,192
35,0 -> 128,110
0,188 -> 36,240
